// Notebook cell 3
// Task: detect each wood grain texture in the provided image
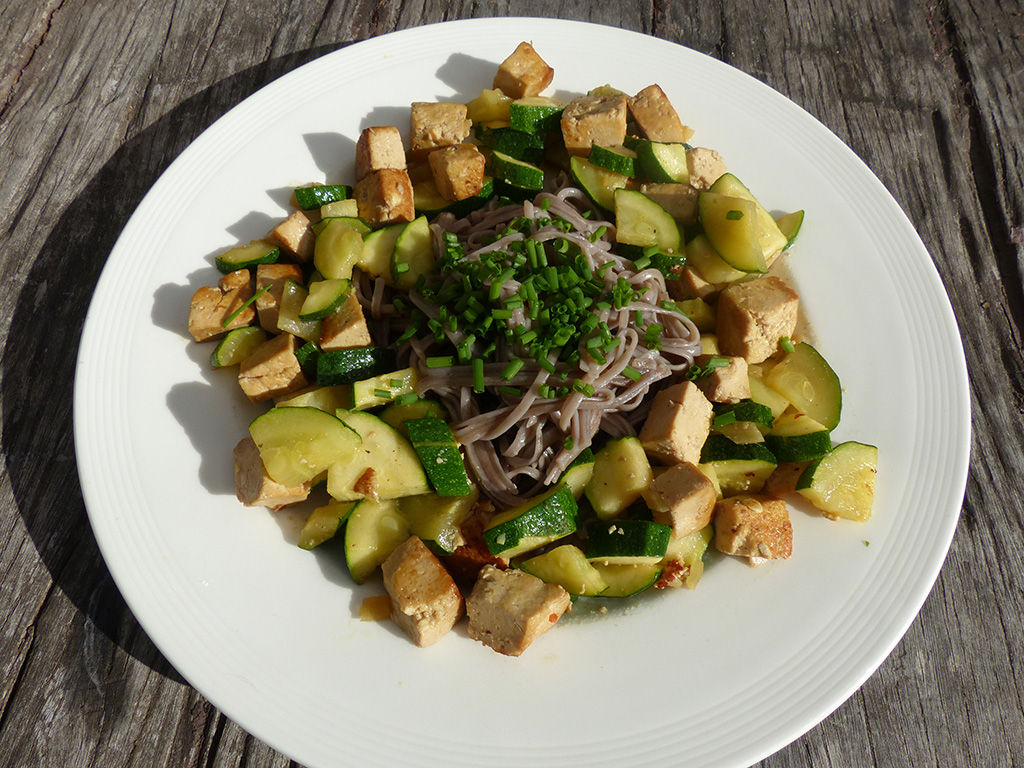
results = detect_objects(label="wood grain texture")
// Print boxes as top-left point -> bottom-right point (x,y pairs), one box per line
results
0,1 -> 1021,766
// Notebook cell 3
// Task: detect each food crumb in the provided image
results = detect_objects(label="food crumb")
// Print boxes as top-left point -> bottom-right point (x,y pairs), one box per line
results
359,594 -> 392,621
863,540 -> 871,547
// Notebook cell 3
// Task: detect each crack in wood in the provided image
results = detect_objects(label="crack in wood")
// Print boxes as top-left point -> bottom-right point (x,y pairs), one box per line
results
0,0 -> 67,122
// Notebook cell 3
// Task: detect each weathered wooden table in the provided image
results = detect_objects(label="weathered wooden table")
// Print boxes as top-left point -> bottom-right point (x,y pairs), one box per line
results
2,1 -> 1021,765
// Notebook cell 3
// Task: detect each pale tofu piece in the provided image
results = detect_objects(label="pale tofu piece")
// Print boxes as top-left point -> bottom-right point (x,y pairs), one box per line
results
255,263 -> 303,332
382,536 -> 464,647
642,462 -> 717,538
560,92 -> 628,156
628,84 -> 694,143
492,41 -> 554,98
639,381 -> 713,465
428,144 -> 486,201
237,332 -> 309,402
667,265 -> 717,301
639,182 -> 698,223
319,292 -> 372,350
716,276 -> 800,363
188,269 -> 255,342
271,209 -> 315,262
692,354 -> 750,404
354,168 -> 416,227
355,125 -> 406,181
713,495 -> 793,563
686,147 -> 728,191
466,565 -> 570,656
233,437 -> 309,509
409,102 -> 472,157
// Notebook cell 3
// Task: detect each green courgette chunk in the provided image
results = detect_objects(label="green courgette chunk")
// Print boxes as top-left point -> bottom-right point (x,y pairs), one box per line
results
763,343 -> 842,430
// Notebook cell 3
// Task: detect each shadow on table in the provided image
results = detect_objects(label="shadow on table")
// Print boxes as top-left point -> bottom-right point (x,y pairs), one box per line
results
1,42 -> 352,681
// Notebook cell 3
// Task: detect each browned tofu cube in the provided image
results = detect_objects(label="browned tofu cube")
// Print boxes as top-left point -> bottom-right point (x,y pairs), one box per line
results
492,41 -> 554,98
255,263 -> 303,332
233,437 -> 309,509
271,210 -> 315,262
713,495 -> 793,563
355,125 -> 406,181
638,381 -> 713,465
628,84 -> 694,143
560,92 -> 628,156
692,354 -> 750,404
428,144 -> 486,201
686,147 -> 728,190
639,182 -> 698,223
716,276 -> 800,363
466,565 -> 570,656
354,168 -> 415,227
319,292 -> 371,350
188,269 -> 255,342
237,332 -> 309,402
762,461 -> 811,497
642,462 -> 717,538
409,102 -> 472,157
381,536 -> 464,647
667,265 -> 717,301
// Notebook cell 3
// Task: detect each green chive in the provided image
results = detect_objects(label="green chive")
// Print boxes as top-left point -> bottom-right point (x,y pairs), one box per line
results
426,355 -> 454,368
780,336 -> 796,353
472,358 -> 485,393
501,358 -> 524,380
725,209 -> 744,220
498,385 -> 522,398
394,393 -> 419,406
222,285 -> 270,327
622,366 -> 642,382
373,388 -> 392,399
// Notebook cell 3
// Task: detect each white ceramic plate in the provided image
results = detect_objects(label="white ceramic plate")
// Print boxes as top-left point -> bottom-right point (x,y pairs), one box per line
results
74,18 -> 969,768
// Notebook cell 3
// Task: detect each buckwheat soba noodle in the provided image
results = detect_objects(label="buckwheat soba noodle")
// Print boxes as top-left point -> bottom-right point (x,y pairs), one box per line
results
355,178 -> 702,508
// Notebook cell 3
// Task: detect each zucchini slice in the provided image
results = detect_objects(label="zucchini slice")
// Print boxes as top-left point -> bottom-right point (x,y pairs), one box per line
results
484,483 -> 578,559
775,209 -> 805,249
316,346 -> 397,386
314,218 -> 365,280
585,519 -> 672,566
685,233 -> 747,285
490,150 -> 545,191
249,406 -> 361,487
584,437 -> 653,520
508,96 -> 564,135
796,441 -> 878,521
276,280 -> 321,343
295,183 -> 351,210
398,488 -> 478,555
613,188 -> 682,254
763,342 -> 842,430
560,447 -> 595,500
210,326 -> 267,368
588,144 -> 637,177
697,192 -> 765,273
299,278 -> 351,321
379,398 -> 448,434
298,500 -> 358,550
699,434 -> 778,496
632,138 -> 690,183
591,562 -> 662,598
569,156 -> 628,211
519,545 -> 608,597
350,367 -> 418,411
403,416 -> 473,497
326,410 -> 430,501
356,222 -> 404,283
215,239 -> 280,274
344,498 -> 410,583
391,215 -> 434,290
709,173 -> 788,262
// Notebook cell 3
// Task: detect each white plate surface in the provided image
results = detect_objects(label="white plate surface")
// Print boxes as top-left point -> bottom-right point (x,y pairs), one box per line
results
74,18 -> 970,768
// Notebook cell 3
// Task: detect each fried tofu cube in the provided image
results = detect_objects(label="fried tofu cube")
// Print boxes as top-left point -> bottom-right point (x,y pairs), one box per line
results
642,462 -> 717,538
560,92 -> 628,156
639,182 -> 698,223
188,269 -> 255,342
762,462 -> 810,497
628,84 -> 694,143
717,276 -> 800,363
382,536 -> 464,647
692,354 -> 750,404
355,125 -> 406,181
686,147 -> 728,191
271,210 -> 315,262
492,41 -> 554,98
233,437 -> 309,509
638,381 -> 713,465
713,495 -> 793,563
255,263 -> 303,332
409,102 -> 472,157
467,565 -> 570,656
668,265 -> 717,301
428,144 -> 486,201
319,292 -> 371,350
237,332 -> 309,402
354,168 -> 415,227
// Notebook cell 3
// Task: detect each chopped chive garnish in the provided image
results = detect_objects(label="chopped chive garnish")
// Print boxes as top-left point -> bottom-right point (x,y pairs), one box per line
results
394,393 -> 419,406
780,336 -> 796,353
373,388 -> 392,399
502,358 -> 524,380
388,379 -> 404,388
222,285 -> 270,327
573,380 -> 595,397
394,261 -> 411,273
498,385 -> 522,398
712,412 -> 737,428
472,358 -> 485,394
622,366 -> 642,382
633,255 -> 652,270
725,209 -> 744,220
426,355 -> 454,368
